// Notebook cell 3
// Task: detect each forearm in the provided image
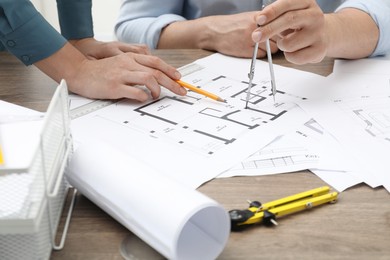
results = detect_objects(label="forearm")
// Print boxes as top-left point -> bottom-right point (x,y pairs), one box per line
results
33,41 -> 185,101
157,18 -> 211,49
34,42 -> 86,92
158,13 -> 258,58
325,8 -> 378,59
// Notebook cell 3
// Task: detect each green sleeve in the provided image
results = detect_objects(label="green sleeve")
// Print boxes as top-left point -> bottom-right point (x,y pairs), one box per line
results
56,0 -> 94,40
0,0 -> 66,65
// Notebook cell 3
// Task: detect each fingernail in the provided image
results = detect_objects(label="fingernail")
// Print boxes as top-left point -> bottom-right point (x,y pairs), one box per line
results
174,71 -> 181,79
257,15 -> 267,26
252,31 -> 262,42
180,87 -> 187,95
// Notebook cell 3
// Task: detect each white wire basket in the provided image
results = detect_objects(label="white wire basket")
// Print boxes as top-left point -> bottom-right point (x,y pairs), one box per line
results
0,80 -> 75,260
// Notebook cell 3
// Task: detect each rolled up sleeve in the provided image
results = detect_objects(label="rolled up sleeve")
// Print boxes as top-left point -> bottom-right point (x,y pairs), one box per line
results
336,0 -> 390,56
115,0 -> 185,49
0,0 -> 66,65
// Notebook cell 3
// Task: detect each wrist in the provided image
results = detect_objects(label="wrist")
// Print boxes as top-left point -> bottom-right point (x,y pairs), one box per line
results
196,17 -> 217,51
158,19 -> 210,50
324,13 -> 341,58
34,42 -> 88,93
69,38 -> 101,56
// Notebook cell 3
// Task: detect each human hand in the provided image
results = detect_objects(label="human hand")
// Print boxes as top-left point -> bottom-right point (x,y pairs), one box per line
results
69,37 -> 151,59
252,0 -> 326,64
198,12 -> 279,58
35,43 -> 186,102
70,52 -> 187,101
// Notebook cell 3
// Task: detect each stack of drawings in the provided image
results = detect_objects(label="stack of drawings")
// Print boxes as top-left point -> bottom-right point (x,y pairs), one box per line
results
69,53 -> 390,193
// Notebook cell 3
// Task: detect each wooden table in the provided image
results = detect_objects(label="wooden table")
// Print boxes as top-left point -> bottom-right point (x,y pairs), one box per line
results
1,50 -> 389,260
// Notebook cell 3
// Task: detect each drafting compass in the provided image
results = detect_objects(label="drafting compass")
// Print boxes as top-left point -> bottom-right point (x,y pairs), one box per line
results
245,4 -> 277,109
229,186 -> 338,231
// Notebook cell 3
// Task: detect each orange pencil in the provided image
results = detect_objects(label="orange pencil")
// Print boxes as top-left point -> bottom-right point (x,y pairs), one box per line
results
177,80 -> 226,103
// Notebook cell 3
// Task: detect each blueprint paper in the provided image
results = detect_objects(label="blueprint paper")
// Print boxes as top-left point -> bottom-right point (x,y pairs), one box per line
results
204,55 -> 388,191
297,61 -> 390,191
70,53 -> 386,192
219,114 -> 362,192
66,140 -> 230,260
219,116 -> 321,178
301,94 -> 390,190
70,54 -> 323,189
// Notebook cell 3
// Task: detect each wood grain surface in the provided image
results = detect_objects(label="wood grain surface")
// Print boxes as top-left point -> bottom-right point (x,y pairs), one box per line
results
1,50 -> 389,260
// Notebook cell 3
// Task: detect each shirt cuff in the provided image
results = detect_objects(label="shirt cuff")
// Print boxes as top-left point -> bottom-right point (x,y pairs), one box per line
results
116,14 -> 186,49
0,13 -> 66,65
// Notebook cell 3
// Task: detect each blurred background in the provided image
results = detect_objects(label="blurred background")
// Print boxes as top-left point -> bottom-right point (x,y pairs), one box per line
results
30,0 -> 121,41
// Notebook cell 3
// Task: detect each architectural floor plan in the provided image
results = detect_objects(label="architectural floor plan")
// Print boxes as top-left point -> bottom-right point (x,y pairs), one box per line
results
92,63 -> 307,157
70,54 -> 318,188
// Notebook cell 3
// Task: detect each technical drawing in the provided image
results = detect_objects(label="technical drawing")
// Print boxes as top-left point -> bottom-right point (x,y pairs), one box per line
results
334,95 -> 390,142
93,64 -> 307,156
235,154 -> 319,170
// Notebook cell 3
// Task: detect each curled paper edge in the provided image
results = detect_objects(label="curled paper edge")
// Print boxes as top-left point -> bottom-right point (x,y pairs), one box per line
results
66,140 -> 230,259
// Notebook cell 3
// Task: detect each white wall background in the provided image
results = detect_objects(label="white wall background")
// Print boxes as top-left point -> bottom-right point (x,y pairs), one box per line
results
30,0 -> 121,41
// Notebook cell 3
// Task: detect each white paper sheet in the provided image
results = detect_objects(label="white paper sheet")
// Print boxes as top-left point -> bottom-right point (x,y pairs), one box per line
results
297,60 -> 390,191
203,55 -> 390,192
218,113 -> 321,178
66,140 -> 230,260
301,94 -> 390,190
68,93 -> 95,110
0,121 -> 42,171
70,54 -> 390,192
311,169 -> 362,192
0,101 -> 43,218
71,54 -> 321,189
333,58 -> 390,76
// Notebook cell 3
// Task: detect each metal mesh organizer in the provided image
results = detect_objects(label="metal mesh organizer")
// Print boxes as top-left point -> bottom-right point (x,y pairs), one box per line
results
0,80 -> 76,260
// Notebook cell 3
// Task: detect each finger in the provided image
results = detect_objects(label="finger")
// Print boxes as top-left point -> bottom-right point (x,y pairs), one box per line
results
146,68 -> 186,97
85,54 -> 99,61
257,0 -> 313,26
277,29 -> 312,53
253,8 -> 314,43
123,54 -> 186,96
255,42 -> 269,58
283,45 -> 325,65
118,52 -> 175,78
279,28 -> 295,37
119,43 -> 151,55
132,54 -> 185,95
268,38 -> 279,53
154,71 -> 187,96
116,84 -> 150,102
256,48 -> 267,58
106,48 -> 124,57
133,54 -> 180,78
120,70 -> 161,99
